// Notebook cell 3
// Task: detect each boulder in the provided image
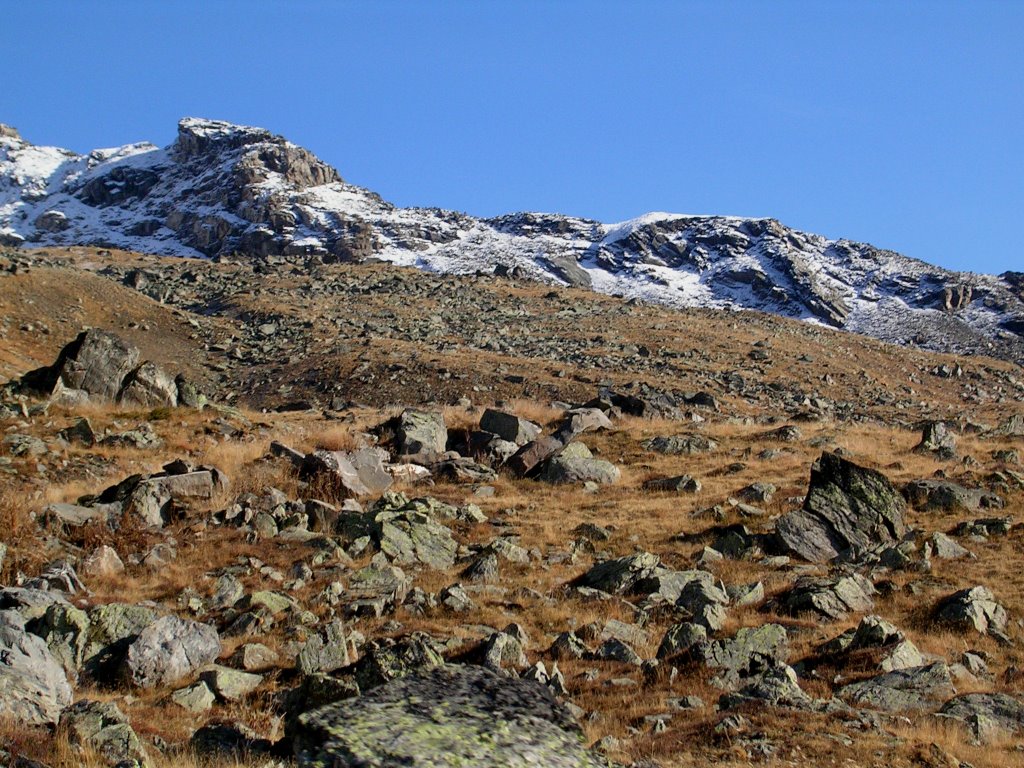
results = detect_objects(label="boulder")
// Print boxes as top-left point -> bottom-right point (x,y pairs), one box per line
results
480,409 -> 542,445
391,409 -> 447,456
903,480 -> 1001,513
777,574 -> 876,621
775,452 -> 907,562
913,421 -> 957,458
934,586 -> 1008,637
643,475 -> 701,493
939,693 -> 1024,737
122,615 -> 221,688
571,552 -> 660,594
540,455 -> 620,485
43,330 -> 140,402
839,662 -> 954,712
701,624 -> 790,690
118,360 -> 178,407
0,624 -> 73,725
59,699 -> 149,766
82,603 -> 157,680
641,434 -> 718,455
505,436 -> 565,478
302,450 -> 371,497
291,665 -> 601,768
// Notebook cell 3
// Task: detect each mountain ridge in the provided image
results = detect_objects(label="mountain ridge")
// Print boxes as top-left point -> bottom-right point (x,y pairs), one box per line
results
2,117 -> 1022,365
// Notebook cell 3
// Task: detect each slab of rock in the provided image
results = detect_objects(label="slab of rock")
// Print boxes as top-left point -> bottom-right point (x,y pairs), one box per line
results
552,408 -> 613,443
775,452 -> 907,562
643,475 -> 701,493
302,450 -> 371,497
0,624 -> 73,725
505,436 -> 565,478
119,360 -> 179,407
571,552 -> 660,594
122,615 -> 221,689
44,329 -> 140,402
840,662 -> 954,712
291,664 -> 602,768
701,624 -> 789,690
913,421 -> 957,458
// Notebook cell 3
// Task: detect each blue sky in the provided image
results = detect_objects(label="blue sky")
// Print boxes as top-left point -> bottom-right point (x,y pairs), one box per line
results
3,1 -> 1022,274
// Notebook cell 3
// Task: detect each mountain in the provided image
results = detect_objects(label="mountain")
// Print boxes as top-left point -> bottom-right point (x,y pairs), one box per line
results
2,117 -> 1022,365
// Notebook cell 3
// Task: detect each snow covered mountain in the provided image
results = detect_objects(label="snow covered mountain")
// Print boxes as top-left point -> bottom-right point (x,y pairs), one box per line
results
2,117 -> 1022,365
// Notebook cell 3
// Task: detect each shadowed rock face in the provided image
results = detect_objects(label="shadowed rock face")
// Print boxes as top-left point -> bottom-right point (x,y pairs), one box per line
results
291,664 -> 601,768
774,452 -> 907,563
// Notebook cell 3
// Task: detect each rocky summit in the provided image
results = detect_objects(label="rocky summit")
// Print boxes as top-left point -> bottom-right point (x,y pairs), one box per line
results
1,142 -> 1024,768
1,118 -> 1023,366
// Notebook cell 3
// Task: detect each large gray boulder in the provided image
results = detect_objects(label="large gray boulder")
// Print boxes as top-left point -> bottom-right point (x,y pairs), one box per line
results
0,623 -> 73,725
701,624 -> 790,690
913,421 -> 957,458
291,665 -> 601,768
50,329 -> 140,402
775,452 -> 907,562
571,552 -> 660,594
122,615 -> 221,689
540,455 -> 620,485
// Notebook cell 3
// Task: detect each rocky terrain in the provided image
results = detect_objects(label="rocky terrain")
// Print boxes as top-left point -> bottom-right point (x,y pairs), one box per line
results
0,245 -> 1023,767
2,118 -> 1023,366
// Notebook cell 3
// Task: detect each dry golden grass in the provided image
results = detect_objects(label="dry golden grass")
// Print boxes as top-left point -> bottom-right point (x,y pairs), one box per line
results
3,247 -> 1024,766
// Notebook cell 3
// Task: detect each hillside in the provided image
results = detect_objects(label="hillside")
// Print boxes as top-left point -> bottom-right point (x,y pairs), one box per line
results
2,118 -> 1023,366
0,246 -> 1023,767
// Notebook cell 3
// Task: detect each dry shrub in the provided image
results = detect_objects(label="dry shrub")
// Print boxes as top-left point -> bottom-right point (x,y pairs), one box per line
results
0,486 -> 47,581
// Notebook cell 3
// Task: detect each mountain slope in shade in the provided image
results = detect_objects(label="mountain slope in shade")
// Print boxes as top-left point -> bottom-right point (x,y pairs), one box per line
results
1,117 -> 1022,365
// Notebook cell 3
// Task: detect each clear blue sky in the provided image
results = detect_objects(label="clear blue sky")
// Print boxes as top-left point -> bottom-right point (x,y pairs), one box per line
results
3,1 -> 1022,274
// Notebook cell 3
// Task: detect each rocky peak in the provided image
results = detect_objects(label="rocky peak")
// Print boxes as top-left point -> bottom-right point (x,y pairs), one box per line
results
0,124 -> 22,142
174,117 -> 277,160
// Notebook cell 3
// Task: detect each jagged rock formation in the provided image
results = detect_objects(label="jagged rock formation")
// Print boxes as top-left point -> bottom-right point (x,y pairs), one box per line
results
1,118 -> 1023,364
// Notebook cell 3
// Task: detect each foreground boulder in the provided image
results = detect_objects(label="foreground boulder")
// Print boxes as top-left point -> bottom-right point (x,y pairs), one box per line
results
291,665 -> 601,767
0,620 -> 73,725
59,699 -> 149,766
775,452 -> 907,562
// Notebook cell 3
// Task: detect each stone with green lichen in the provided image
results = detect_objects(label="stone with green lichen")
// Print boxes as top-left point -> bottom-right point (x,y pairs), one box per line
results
36,602 -> 90,676
82,603 -> 157,680
292,664 -> 602,767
